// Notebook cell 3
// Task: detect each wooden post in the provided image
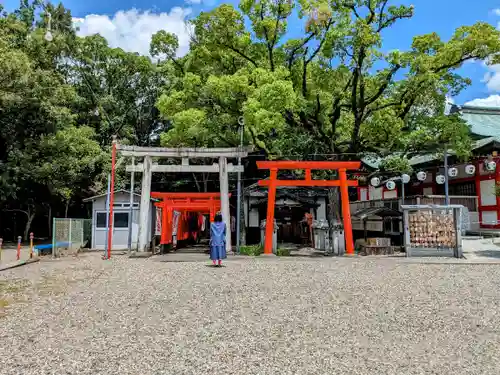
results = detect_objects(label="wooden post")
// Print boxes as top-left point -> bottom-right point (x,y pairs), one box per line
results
305,169 -> 312,182
29,232 -> 34,258
219,156 -> 231,253
161,204 -> 168,245
167,208 -> 173,245
264,169 -> 278,254
339,168 -> 354,255
138,155 -> 152,252
474,160 -> 483,228
17,236 -> 21,261
209,197 -> 215,222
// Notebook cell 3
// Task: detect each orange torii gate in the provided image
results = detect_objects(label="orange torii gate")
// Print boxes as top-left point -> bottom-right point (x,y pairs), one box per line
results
256,161 -> 361,255
151,192 -> 229,245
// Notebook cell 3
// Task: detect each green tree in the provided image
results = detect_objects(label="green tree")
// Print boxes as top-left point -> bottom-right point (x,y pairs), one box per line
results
156,0 -> 500,159
0,3 -> 116,238
67,34 -> 167,146
0,7 -> 77,204
35,126 -> 105,217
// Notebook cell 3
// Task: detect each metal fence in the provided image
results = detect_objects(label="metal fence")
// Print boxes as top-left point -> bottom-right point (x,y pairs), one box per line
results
52,218 -> 92,257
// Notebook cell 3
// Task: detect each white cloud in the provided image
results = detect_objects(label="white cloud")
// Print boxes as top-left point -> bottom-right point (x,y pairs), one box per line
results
480,63 -> 500,92
73,8 -> 193,57
476,17 -> 500,92
466,95 -> 500,107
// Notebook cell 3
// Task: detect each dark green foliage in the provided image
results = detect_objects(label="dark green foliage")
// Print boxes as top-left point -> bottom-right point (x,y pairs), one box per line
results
239,245 -> 264,256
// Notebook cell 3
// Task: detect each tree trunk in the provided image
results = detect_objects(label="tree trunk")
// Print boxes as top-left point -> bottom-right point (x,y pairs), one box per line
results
192,173 -> 201,192
203,173 -> 209,192
48,205 -> 52,237
23,212 -> 35,242
65,199 -> 70,218
13,213 -> 17,241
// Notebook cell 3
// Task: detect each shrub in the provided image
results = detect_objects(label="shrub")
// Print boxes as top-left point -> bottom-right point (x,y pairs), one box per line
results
276,248 -> 291,256
239,245 -> 263,256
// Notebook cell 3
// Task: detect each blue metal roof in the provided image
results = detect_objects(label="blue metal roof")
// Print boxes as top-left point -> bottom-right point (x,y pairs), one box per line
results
361,105 -> 500,169
460,105 -> 500,137
361,137 -> 500,169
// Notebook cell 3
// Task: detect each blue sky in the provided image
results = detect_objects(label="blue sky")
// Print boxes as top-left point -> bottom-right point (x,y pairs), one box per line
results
3,0 -> 500,106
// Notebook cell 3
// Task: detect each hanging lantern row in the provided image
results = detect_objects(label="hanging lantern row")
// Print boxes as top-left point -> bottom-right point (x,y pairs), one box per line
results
434,161 -> 496,185
370,174 -> 411,191
370,161 -> 497,189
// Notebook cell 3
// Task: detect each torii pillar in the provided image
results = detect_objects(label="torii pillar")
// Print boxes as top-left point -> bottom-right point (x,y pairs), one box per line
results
219,156 -> 231,252
138,156 -> 152,252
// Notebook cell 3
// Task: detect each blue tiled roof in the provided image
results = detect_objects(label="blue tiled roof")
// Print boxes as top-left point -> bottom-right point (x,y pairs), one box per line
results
361,137 -> 500,169
362,105 -> 500,169
459,105 -> 500,137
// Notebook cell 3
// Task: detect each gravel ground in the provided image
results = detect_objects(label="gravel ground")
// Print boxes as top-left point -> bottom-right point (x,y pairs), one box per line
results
1,253 -> 500,375
0,246 -> 34,264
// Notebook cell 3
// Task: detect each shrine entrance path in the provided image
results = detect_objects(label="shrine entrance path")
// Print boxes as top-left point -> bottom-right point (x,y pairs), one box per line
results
1,253 -> 500,375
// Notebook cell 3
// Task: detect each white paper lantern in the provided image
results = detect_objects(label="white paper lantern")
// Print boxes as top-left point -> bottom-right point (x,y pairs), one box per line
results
386,180 -> 396,190
370,177 -> 380,187
465,164 -> 476,175
416,171 -> 427,181
401,174 -> 411,184
486,160 -> 497,172
436,175 -> 446,184
448,167 -> 458,177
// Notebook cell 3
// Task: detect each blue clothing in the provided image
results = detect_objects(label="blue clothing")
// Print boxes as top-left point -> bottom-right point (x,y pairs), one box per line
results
210,222 -> 227,260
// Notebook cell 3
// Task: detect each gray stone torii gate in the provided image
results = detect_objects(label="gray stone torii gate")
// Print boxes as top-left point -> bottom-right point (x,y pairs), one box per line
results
117,144 -> 249,253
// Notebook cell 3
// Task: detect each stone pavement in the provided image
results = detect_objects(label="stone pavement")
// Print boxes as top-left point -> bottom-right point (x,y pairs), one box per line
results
462,238 -> 500,263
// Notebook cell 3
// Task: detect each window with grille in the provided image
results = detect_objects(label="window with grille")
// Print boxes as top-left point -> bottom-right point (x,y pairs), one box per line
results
450,182 -> 476,196
435,181 -> 476,196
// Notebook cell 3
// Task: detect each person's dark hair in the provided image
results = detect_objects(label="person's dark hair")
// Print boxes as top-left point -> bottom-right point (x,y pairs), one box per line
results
214,213 -> 223,222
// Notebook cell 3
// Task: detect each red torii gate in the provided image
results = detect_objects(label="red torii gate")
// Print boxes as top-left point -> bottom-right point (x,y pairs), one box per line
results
151,192 -> 229,245
256,161 -> 361,255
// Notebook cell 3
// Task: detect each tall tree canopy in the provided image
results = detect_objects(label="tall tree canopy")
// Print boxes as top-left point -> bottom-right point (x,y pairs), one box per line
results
156,0 -> 500,158
0,1 -> 166,239
1,0 -> 500,239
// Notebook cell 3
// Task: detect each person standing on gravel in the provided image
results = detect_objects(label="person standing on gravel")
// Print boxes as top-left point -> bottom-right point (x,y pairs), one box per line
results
210,213 -> 226,267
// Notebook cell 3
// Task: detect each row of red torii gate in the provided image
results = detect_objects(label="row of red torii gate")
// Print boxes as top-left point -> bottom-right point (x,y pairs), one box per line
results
106,142 -> 361,256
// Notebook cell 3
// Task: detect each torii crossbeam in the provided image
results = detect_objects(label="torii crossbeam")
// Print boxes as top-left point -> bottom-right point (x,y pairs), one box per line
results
256,161 -> 361,255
